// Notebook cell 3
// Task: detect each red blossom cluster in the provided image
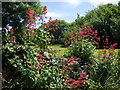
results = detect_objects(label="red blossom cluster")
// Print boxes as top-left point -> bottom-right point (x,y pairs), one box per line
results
42,6 -> 47,15
64,72 -> 87,88
64,25 -> 100,48
44,18 -> 59,31
22,8 -> 36,38
25,54 -> 44,70
10,28 -> 14,33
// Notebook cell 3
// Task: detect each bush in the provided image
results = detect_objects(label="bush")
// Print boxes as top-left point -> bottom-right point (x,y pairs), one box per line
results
68,40 -> 95,64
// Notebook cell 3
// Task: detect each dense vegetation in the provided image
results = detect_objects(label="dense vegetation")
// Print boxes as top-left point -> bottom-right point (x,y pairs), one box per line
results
1,1 -> 120,89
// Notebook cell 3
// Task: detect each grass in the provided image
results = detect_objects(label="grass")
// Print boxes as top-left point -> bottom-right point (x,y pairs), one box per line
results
48,45 -> 68,58
48,45 -> 120,60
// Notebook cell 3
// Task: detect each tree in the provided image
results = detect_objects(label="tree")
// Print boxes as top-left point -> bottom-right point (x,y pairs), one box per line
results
44,19 -> 69,44
74,2 -> 120,48
2,2 -> 43,44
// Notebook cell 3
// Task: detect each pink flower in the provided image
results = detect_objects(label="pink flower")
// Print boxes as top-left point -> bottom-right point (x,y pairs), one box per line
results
70,31 -> 74,37
37,54 -> 44,58
96,37 -> 100,41
35,63 -> 39,65
78,31 -> 83,35
22,31 -> 26,34
80,84 -> 85,87
71,80 -> 80,85
18,59 -> 23,61
41,62 -> 44,64
67,57 -> 75,64
10,28 -> 14,33
82,72 -> 86,76
11,36 -> 16,41
64,42 -> 67,45
65,79 -> 75,83
36,67 -> 42,70
0,75 -> 3,78
105,38 -> 108,42
37,59 -> 43,61
28,35 -> 34,37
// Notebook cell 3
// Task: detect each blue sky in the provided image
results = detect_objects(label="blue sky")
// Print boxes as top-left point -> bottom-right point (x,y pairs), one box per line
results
40,0 -> 119,23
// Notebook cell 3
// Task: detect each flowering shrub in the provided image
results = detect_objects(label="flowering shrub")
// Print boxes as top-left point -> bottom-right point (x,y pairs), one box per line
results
2,4 -> 119,89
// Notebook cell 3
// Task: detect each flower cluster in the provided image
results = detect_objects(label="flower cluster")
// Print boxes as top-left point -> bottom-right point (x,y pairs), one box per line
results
64,25 -> 100,48
64,72 -> 87,88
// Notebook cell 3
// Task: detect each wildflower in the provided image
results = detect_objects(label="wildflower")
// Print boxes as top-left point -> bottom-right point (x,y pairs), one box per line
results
28,35 -> 34,37
71,80 -> 80,85
61,70 -> 65,74
41,61 -> 44,64
80,84 -> 85,87
67,57 -> 75,64
82,72 -> 86,76
96,37 -> 100,41
98,53 -> 101,56
35,63 -> 39,65
102,50 -> 106,53
64,42 -> 67,45
37,54 -> 44,58
11,36 -> 16,41
37,59 -> 43,61
22,31 -> 26,34
18,59 -> 23,61
78,31 -> 83,35
105,38 -> 108,42
70,31 -> 74,37
36,67 -> 42,70
10,28 -> 14,33
0,75 -> 3,78
65,79 -> 75,83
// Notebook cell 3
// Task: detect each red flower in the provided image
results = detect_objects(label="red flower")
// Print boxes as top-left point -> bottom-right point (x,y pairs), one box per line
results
41,62 -> 44,64
64,42 -> 67,45
71,80 -> 80,85
22,31 -> 26,34
61,70 -> 65,74
18,59 -> 23,61
35,63 -> 39,65
11,36 -> 16,41
28,35 -> 34,37
49,17 -> 52,20
27,62 -> 31,64
37,59 -> 43,61
70,31 -> 74,37
82,72 -> 86,76
98,53 -> 101,56
0,75 -> 3,78
10,28 -> 14,33
63,65 -> 67,68
67,57 -> 75,64
78,31 -> 83,35
28,8 -> 32,12
96,37 -> 100,41
80,84 -> 85,87
36,67 -> 42,70
65,79 -> 75,83
37,54 -> 44,58
105,38 -> 108,42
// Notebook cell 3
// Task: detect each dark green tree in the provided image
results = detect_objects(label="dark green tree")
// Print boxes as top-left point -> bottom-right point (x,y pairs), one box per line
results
74,2 -> 120,48
2,2 -> 43,44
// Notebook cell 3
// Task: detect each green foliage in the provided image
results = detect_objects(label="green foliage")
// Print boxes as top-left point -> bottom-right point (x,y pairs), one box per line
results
2,2 -> 43,44
88,49 -> 120,89
74,2 -> 120,48
46,20 -> 69,44
68,40 -> 95,64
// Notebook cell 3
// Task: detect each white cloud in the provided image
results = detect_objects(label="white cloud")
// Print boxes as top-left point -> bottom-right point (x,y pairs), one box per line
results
46,12 -> 64,18
40,0 -> 86,7
88,0 -> 119,7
